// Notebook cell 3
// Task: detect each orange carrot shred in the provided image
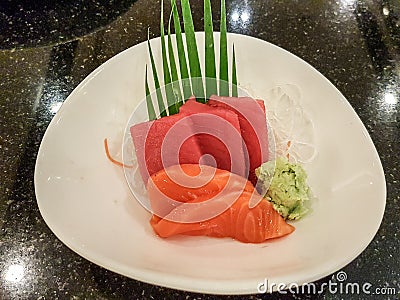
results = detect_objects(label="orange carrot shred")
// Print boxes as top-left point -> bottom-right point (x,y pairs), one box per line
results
286,140 -> 292,160
104,138 -> 134,168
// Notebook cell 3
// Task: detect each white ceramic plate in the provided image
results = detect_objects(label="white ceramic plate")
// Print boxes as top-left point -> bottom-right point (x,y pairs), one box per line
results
34,33 -> 386,295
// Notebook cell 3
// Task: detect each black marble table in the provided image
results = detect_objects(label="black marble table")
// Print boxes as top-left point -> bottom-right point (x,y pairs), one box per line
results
1,0 -> 399,299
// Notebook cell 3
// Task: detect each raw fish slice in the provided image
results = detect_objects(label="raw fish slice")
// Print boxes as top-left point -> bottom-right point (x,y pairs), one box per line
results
130,98 -> 248,184
130,114 -> 203,184
207,95 -> 269,185
148,164 -> 294,243
179,99 -> 247,178
147,164 -> 253,219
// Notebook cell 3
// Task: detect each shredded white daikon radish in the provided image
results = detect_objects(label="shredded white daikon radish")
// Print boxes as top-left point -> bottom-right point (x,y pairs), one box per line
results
264,84 -> 317,164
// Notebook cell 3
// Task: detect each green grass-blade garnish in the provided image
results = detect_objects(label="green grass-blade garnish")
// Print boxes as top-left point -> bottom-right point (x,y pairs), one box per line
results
219,0 -> 229,96
181,0 -> 205,102
204,0 -> 217,99
147,32 -> 167,117
160,0 -> 178,115
232,43 -> 238,97
145,0 -> 239,118
145,65 -> 156,120
171,0 -> 192,100
168,12 -> 183,108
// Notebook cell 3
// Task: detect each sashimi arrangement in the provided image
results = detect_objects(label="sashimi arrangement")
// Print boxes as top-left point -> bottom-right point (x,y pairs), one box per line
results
107,0 -> 313,244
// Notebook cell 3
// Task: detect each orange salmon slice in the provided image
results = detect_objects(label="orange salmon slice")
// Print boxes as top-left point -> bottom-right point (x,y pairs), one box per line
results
147,164 -> 294,243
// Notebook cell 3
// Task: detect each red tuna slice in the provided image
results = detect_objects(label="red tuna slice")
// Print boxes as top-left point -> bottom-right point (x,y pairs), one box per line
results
179,99 -> 247,178
207,95 -> 269,185
130,114 -> 203,184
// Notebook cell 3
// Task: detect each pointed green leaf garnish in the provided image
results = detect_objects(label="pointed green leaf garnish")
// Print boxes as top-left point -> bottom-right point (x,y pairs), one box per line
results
147,30 -> 167,117
232,43 -> 238,97
168,12 -> 183,109
171,0 -> 192,100
145,0 -> 239,118
145,65 -> 156,120
160,0 -> 178,115
204,0 -> 217,100
181,0 -> 205,102
219,0 -> 229,96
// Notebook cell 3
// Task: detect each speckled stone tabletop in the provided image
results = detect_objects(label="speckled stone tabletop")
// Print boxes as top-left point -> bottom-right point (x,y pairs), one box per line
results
1,0 -> 399,299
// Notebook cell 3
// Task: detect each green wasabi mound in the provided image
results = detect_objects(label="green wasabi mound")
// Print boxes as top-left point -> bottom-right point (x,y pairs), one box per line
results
255,157 -> 311,220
